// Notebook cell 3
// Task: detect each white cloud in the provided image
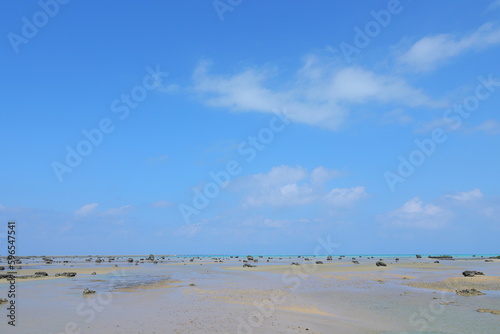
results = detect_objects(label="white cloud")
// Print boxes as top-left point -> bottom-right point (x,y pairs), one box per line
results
324,186 -> 367,208
447,188 -> 484,201
74,203 -> 98,216
193,56 -> 442,130
398,22 -> 500,72
381,197 -> 452,229
239,165 -> 314,207
235,165 -> 364,210
310,166 -> 342,186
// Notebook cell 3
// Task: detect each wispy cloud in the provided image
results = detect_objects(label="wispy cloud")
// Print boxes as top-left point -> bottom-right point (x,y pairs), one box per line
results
447,188 -> 484,201
193,55 -> 443,130
398,22 -> 500,72
487,0 -> 500,11
324,186 -> 367,208
74,203 -> 99,216
150,200 -> 174,208
147,155 -> 168,164
103,205 -> 132,216
468,120 -> 500,135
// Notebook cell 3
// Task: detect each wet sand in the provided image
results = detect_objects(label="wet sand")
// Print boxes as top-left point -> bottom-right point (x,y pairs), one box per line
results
1,255 -> 500,333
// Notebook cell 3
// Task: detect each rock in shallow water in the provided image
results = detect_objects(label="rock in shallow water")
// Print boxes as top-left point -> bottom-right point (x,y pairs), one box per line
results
477,308 -> 500,315
455,288 -> 485,296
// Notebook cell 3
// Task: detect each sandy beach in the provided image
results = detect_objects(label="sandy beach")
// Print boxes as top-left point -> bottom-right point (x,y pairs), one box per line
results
1,255 -> 500,333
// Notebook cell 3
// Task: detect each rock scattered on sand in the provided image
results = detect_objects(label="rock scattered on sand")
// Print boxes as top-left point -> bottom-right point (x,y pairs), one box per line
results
315,261 -> 323,264
0,274 -> 15,280
434,261 -> 440,263
127,258 -> 134,263
0,267 -> 5,270
455,288 -> 485,296
189,283 -> 196,286
352,260 -> 359,264
462,270 -> 484,277
376,261 -> 387,267
55,272 -> 77,277
326,255 -> 333,261
0,298 -> 8,304
83,289 -> 96,295
147,254 -> 155,261
34,272 -> 48,276
91,272 -> 97,275
416,254 -> 422,259
485,260 -> 494,262
477,308 -> 500,315
291,262 -> 300,266
243,263 -> 256,268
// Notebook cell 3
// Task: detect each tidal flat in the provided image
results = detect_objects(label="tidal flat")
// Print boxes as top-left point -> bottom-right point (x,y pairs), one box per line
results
1,255 -> 499,333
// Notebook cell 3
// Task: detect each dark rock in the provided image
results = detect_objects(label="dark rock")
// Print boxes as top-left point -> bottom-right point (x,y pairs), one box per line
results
34,271 -> 48,276
376,261 -> 387,267
434,261 -> 440,263
352,261 -> 359,264
485,260 -> 494,262
127,258 -> 134,263
83,288 -> 96,295
55,272 -> 77,277
147,254 -> 155,261
189,283 -> 196,287
0,274 -> 15,280
0,267 -> 4,271
243,263 -> 256,268
416,255 -> 422,259
291,262 -> 300,266
326,255 -> 333,261
428,255 -> 453,259
315,261 -> 323,264
91,272 -> 96,275
462,270 -> 484,277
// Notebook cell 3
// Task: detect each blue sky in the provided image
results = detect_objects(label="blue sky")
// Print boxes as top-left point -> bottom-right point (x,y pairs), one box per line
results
1,0 -> 500,256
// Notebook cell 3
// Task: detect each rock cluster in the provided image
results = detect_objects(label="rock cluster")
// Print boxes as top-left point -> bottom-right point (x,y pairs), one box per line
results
55,272 -> 77,277
462,271 -> 484,277
83,289 -> 96,295
456,289 -> 485,296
